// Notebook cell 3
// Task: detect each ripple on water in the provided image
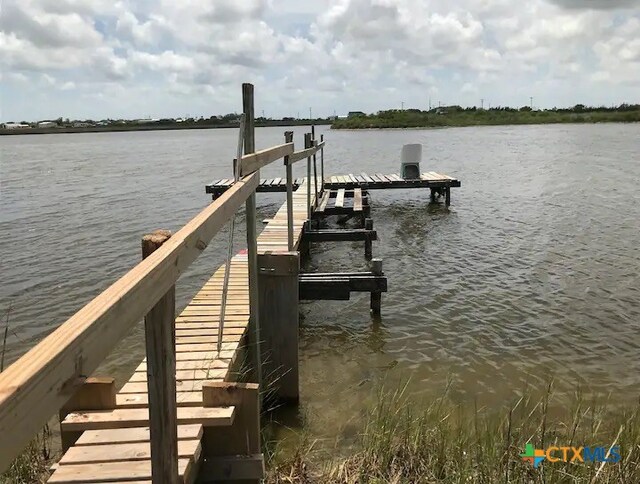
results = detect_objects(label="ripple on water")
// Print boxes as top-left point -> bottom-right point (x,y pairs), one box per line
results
2,124 -> 639,443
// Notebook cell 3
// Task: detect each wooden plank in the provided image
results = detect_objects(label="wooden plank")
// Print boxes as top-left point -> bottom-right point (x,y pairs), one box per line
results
130,369 -> 226,382
116,391 -> 204,408
59,440 -> 201,465
238,142 -> 294,176
271,177 -> 282,186
353,188 -> 363,212
335,189 -> 345,208
315,191 -> 331,213
61,406 -> 234,431
389,173 -> 402,181
361,173 -> 375,183
0,172 -> 259,472
75,424 -> 203,446
287,144 -> 319,164
48,458 -> 194,483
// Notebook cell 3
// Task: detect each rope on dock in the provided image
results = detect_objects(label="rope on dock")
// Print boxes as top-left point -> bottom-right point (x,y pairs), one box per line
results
218,115 -> 245,354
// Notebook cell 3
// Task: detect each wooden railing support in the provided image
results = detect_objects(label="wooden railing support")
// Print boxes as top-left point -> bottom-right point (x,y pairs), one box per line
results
312,125 -> 319,210
257,252 -> 300,404
141,229 -> 179,484
284,131 -> 295,251
305,133 -> 312,222
59,377 -> 116,452
320,134 -> 325,195
242,83 -> 263,391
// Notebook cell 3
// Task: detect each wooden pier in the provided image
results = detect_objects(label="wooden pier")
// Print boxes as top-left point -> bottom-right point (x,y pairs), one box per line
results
0,84 -> 460,483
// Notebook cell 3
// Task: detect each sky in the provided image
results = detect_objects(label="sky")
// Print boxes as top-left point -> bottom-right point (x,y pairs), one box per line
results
1,0 -> 639,121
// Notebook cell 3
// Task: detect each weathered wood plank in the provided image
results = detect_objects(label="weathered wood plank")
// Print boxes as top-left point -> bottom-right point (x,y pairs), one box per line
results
353,188 -> 363,212
335,189 -> 345,208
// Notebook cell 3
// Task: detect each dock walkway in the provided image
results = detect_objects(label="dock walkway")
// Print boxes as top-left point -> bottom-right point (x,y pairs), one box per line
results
47,180 -> 317,483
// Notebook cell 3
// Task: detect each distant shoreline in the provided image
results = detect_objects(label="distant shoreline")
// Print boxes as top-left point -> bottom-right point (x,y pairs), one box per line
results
0,120 -> 332,136
331,109 -> 640,130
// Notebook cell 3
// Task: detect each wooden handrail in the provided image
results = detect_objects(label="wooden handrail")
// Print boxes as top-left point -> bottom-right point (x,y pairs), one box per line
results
286,141 -> 325,165
0,172 -> 259,472
239,142 -> 294,176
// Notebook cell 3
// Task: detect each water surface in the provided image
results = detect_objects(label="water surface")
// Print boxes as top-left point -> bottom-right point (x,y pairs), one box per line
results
1,124 -> 639,443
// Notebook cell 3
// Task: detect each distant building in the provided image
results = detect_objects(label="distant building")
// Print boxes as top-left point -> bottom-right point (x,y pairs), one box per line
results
2,122 -> 30,129
37,121 -> 58,128
348,111 -> 366,118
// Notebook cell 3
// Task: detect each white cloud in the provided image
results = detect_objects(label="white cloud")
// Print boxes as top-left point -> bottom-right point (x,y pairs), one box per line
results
0,0 -> 638,120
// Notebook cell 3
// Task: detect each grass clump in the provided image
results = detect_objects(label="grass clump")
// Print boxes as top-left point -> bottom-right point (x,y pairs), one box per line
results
266,381 -> 640,483
0,425 -> 53,484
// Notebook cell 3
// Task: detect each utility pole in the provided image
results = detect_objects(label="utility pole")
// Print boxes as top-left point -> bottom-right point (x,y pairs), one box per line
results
530,97 -> 533,110
428,97 -> 431,110
401,101 -> 404,111
261,109 -> 265,118
309,107 -> 312,120
481,98 -> 484,110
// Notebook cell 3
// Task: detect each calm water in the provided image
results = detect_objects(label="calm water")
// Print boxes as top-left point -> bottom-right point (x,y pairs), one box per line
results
1,124 -> 639,443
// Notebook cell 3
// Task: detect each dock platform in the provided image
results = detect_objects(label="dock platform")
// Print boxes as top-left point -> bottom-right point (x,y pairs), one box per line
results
206,172 -> 461,198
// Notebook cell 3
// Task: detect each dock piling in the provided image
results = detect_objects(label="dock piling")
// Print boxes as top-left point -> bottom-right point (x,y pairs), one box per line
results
370,258 -> 383,315
242,83 -> 263,390
364,218 -> 374,260
257,252 -> 300,404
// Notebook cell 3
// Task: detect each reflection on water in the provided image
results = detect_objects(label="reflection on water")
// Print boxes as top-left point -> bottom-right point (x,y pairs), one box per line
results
1,123 -> 639,447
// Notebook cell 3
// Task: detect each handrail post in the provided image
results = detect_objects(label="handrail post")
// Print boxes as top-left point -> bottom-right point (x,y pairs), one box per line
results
141,229 -> 178,484
284,131 -> 295,250
242,83 -> 262,390
311,125 -> 319,210
305,133 -> 312,222
320,134 -> 324,195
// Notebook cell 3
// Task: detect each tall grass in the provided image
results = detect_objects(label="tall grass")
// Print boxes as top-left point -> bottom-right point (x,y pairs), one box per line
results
265,381 -> 640,483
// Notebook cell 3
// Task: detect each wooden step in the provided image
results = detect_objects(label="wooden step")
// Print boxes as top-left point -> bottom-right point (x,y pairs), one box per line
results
75,425 -> 202,447
48,457 -> 196,483
59,439 -> 201,465
61,406 -> 234,431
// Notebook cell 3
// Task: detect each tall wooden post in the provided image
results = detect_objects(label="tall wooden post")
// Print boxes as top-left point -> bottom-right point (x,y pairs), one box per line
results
284,131 -> 295,251
320,134 -> 324,195
311,125 -> 319,209
445,186 -> 451,206
242,83 -> 262,389
141,230 -> 178,484
257,252 -> 300,404
305,133 -> 312,222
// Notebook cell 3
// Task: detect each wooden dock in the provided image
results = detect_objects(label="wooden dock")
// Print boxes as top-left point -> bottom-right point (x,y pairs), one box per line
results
0,83 -> 459,484
49,178 -> 318,483
207,172 -> 461,198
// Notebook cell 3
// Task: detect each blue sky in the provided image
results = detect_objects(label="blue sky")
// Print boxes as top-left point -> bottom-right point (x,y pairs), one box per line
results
1,0 -> 639,122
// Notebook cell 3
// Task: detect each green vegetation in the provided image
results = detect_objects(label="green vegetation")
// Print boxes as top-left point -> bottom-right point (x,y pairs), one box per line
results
265,381 -> 640,483
0,426 -> 53,484
332,104 -> 640,129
